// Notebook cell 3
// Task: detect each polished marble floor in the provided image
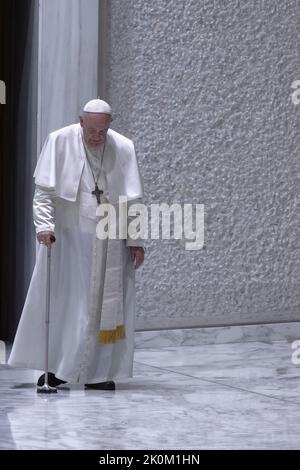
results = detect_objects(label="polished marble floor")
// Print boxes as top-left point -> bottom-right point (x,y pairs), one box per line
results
0,339 -> 300,449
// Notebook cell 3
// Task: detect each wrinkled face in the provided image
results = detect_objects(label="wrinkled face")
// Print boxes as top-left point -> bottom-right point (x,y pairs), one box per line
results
79,112 -> 112,148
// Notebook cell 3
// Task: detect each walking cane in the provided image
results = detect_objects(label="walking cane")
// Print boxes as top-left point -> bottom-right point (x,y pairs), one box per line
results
37,244 -> 57,394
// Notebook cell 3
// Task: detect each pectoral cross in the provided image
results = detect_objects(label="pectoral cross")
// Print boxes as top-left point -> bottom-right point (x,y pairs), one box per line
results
92,183 -> 103,205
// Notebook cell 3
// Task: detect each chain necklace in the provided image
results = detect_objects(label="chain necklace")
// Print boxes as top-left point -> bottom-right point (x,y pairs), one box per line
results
87,143 -> 106,205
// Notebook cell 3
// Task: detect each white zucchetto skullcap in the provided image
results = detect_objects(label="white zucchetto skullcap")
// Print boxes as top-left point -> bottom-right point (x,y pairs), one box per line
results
83,98 -> 112,114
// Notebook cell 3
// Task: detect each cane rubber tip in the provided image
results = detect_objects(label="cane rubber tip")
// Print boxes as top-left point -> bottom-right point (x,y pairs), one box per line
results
36,384 -> 57,394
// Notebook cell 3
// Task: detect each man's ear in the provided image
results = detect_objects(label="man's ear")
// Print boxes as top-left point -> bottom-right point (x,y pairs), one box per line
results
79,116 -> 83,127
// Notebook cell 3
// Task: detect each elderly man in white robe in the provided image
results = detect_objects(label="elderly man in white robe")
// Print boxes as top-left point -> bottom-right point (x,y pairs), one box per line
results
8,99 -> 145,390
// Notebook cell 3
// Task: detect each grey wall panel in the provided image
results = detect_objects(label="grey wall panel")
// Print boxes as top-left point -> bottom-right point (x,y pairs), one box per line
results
106,0 -> 300,329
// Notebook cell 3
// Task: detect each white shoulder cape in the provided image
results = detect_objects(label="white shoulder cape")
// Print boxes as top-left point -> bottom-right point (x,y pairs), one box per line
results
33,123 -> 144,203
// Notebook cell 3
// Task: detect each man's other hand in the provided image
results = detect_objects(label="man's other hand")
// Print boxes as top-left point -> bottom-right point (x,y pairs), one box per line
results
37,231 -> 56,249
129,246 -> 145,269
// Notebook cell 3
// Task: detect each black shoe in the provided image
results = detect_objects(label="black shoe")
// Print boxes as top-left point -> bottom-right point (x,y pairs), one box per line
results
37,373 -> 67,388
84,381 -> 115,390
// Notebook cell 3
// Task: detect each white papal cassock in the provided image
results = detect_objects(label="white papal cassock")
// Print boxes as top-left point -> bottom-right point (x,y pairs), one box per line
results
8,123 -> 144,384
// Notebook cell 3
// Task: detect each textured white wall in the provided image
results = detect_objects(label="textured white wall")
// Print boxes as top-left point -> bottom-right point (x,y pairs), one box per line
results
106,0 -> 300,330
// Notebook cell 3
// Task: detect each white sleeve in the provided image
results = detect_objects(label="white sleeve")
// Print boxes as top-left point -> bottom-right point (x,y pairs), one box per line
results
126,197 -> 144,248
33,185 -> 56,234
